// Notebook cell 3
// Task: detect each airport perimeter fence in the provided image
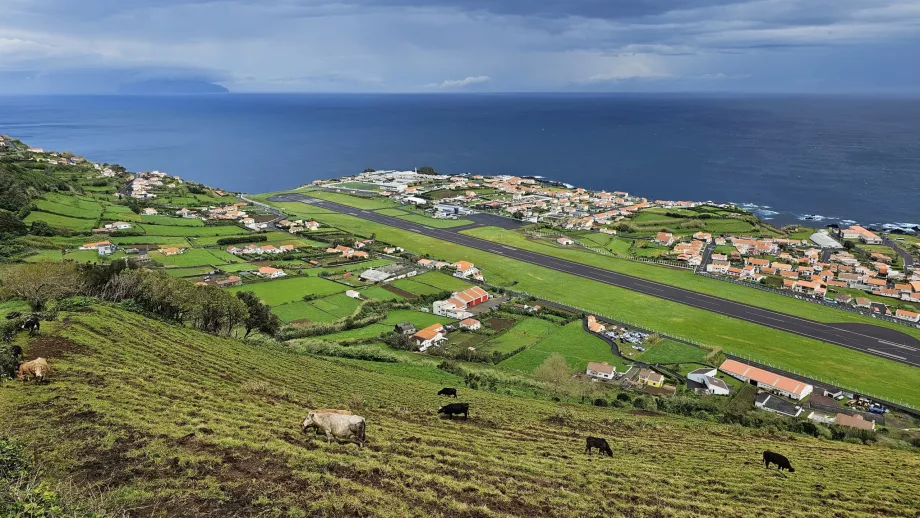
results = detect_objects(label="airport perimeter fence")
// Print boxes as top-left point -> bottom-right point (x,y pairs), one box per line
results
696,272 -> 920,331
482,281 -> 918,413
526,230 -> 694,270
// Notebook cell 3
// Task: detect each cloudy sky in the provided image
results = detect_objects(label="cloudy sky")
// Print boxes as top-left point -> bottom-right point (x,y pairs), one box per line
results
2,0 -> 919,93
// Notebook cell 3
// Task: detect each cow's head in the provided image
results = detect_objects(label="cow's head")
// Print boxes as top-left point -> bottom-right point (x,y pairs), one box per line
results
300,412 -> 316,433
788,467 -> 795,473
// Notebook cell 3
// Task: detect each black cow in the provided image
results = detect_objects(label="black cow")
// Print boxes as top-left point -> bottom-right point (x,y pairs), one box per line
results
763,451 -> 795,473
22,316 -> 40,336
437,387 -> 458,398
438,402 -> 469,419
9,346 -> 23,361
586,436 -> 613,456
5,312 -> 21,320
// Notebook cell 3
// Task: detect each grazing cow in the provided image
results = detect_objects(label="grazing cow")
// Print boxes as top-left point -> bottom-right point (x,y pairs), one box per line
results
438,402 -> 469,419
5,311 -> 21,320
763,451 -> 795,473
437,387 -> 458,398
22,316 -> 40,336
585,436 -> 613,456
17,357 -> 49,383
301,411 -> 366,447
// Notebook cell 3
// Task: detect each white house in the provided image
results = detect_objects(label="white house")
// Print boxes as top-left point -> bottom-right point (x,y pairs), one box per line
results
412,323 -> 447,352
586,362 -> 616,380
104,221 -> 133,230
345,290 -> 362,299
257,266 -> 286,279
459,318 -> 481,331
687,368 -> 731,396
141,208 -> 158,216
556,237 -> 575,246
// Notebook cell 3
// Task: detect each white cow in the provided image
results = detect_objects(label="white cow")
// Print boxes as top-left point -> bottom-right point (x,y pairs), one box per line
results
301,411 -> 366,447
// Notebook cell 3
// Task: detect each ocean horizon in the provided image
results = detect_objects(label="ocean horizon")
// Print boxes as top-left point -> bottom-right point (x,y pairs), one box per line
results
2,93 -> 918,230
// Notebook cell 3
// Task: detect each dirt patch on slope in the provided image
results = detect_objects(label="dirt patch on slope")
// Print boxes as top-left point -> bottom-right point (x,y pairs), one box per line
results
26,335 -> 87,360
381,284 -> 418,299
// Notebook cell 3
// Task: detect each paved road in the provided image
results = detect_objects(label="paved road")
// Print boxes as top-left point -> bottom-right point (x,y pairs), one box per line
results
270,193 -> 920,368
695,242 -> 715,274
883,236 -> 915,270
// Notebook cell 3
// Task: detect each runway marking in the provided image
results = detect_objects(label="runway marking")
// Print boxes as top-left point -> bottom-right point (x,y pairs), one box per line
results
886,342 -> 919,352
868,348 -> 907,360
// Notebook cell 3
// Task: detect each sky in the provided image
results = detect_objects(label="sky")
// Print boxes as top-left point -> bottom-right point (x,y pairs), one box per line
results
1,0 -> 919,94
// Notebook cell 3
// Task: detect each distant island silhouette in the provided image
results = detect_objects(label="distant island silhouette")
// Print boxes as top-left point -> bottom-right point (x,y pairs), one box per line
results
117,79 -> 229,94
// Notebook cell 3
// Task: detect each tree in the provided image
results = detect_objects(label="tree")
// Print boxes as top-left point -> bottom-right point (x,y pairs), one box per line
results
843,241 -> 855,251
0,262 -> 84,310
29,220 -> 56,236
0,209 -> 26,238
363,168 -> 376,173
417,165 -> 438,176
237,291 -> 281,338
533,353 -> 573,397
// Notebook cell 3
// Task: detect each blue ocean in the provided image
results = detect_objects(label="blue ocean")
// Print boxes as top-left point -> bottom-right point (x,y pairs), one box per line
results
1,93 -> 918,228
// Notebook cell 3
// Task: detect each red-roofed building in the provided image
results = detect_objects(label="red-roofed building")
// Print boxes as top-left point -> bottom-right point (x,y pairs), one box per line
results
719,359 -> 813,400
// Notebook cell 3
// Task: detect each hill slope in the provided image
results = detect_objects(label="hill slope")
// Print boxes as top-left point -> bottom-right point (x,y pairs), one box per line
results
2,305 -> 919,517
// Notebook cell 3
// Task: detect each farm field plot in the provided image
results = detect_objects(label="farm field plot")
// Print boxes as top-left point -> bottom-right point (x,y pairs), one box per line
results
24,249 -> 117,263
215,262 -> 259,272
396,215 -> 474,228
500,321 -> 620,373
359,285 -> 404,301
390,278 -> 444,296
24,211 -> 97,231
140,215 -> 205,226
191,234 -> 260,246
482,318 -> 556,354
34,198 -> 102,220
138,224 -> 247,237
111,235 -> 191,246
226,276 -> 345,306
147,248 -> 228,268
635,340 -> 710,365
319,323 -> 392,341
206,248 -> 243,263
310,293 -> 362,318
381,310 -> 449,328
272,300 -> 340,323
5,305 -> 916,517
405,271 -> 472,292
102,206 -> 141,221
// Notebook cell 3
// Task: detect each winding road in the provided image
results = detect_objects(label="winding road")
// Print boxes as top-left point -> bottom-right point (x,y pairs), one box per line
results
269,193 -> 920,369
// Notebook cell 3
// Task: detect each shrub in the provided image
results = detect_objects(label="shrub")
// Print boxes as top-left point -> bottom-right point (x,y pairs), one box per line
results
217,235 -> 268,246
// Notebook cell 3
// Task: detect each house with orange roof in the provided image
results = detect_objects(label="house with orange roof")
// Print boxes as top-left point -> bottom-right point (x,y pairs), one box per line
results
835,413 -> 876,431
556,236 -> 574,246
719,359 -> 813,400
412,323 -> 447,351
586,315 -> 606,333
160,247 -> 186,256
841,225 -> 882,244
895,309 -> 920,323
80,240 -> 113,251
452,261 -> 480,279
654,232 -> 675,246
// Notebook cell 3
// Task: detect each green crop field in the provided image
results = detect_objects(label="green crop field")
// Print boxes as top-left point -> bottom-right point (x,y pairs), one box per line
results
140,215 -> 205,226
396,215 -> 475,228
272,300 -> 341,323
635,340 -> 710,365
110,235 -> 191,245
147,248 -> 226,267
2,287 -> 920,515
404,271 -> 472,292
381,309 -> 449,328
227,276 -> 345,306
164,266 -> 215,277
482,318 -> 556,354
139,224 -> 248,237
334,181 -> 380,191
500,321 -> 619,373
319,324 -> 393,341
359,285 -> 404,301
261,196 -> 920,406
34,198 -> 103,220
24,211 -> 98,231
103,206 -> 142,221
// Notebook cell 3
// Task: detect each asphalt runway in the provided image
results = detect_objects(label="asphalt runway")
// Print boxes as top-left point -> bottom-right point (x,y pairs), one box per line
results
270,193 -> 920,368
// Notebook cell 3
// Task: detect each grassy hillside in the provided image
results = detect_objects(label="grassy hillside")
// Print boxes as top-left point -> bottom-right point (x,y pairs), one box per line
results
3,305 -> 919,516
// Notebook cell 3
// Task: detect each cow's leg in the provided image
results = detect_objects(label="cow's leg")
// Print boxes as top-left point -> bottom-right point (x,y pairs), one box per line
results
325,431 -> 333,443
586,446 -> 592,455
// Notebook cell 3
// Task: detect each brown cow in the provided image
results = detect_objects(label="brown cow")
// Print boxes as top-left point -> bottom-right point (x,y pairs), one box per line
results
17,357 -> 50,383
